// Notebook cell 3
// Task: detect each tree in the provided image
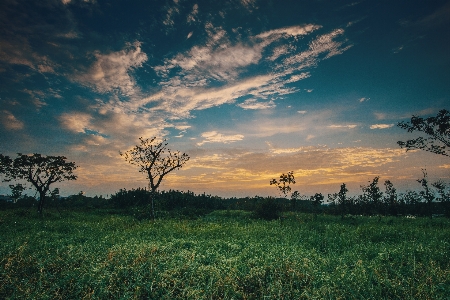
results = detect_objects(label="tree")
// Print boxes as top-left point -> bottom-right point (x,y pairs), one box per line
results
361,177 -> 383,215
432,180 -> 450,217
417,169 -> 435,219
328,184 -> 350,219
9,183 -> 26,203
397,109 -> 450,157
120,137 -> 190,219
270,171 -> 296,198
384,180 -> 398,216
310,192 -> 324,217
0,153 -> 77,215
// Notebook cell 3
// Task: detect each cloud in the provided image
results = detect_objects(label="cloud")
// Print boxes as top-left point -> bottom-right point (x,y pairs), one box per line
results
59,112 -> 93,133
155,30 -> 263,83
163,1 -> 181,29
187,4 -> 199,23
148,24 -> 352,120
328,124 -> 358,129
1,110 -> 24,130
285,72 -> 311,83
370,124 -> 394,129
239,0 -> 258,12
197,131 -> 244,146
144,74 -> 279,118
74,42 -> 147,95
256,24 -> 322,40
237,99 -> 276,110
359,97 -> 369,102
297,110 -> 307,114
0,39 -> 59,75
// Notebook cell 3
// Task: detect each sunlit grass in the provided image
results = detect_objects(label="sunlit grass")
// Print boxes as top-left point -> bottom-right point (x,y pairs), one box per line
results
1,209 -> 449,299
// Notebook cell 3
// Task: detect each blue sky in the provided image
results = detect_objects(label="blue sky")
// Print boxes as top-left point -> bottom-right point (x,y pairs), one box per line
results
0,0 -> 449,198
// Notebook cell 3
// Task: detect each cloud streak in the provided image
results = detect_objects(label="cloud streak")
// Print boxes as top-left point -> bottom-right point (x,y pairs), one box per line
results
74,42 -> 147,96
197,131 -> 245,146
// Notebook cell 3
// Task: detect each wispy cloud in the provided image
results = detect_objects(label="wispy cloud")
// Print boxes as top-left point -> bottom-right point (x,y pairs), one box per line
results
1,110 -> 24,130
163,0 -> 181,30
74,42 -> 147,96
237,99 -> 276,110
147,24 -> 352,121
197,131 -> 244,146
328,124 -> 358,129
187,4 -> 199,23
370,124 -> 394,129
59,112 -> 93,133
256,24 -> 321,40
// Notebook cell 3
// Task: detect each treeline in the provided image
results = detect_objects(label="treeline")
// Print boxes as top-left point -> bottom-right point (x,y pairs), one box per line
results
2,175 -> 449,220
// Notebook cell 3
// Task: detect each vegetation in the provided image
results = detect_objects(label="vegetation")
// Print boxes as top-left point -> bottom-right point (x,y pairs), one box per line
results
0,153 -> 77,215
270,171 -> 296,198
1,121 -> 450,298
1,209 -> 449,299
120,137 -> 190,219
397,109 -> 450,157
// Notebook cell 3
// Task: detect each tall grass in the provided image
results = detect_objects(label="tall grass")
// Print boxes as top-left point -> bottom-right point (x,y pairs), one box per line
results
1,209 -> 449,299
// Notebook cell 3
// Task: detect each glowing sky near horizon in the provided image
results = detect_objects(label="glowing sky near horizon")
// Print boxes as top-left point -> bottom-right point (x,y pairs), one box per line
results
0,0 -> 449,198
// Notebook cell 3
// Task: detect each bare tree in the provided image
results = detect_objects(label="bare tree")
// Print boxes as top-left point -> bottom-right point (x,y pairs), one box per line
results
397,109 -> 450,157
120,137 -> 190,218
270,171 -> 296,198
0,153 -> 77,215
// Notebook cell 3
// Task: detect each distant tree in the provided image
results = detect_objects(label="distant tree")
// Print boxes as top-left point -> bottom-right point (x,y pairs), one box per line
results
361,177 -> 383,215
417,169 -> 435,219
383,180 -> 398,216
0,153 -> 77,215
270,171 -> 296,198
432,180 -> 450,217
397,109 -> 450,157
9,183 -> 26,203
328,183 -> 349,219
120,137 -> 190,219
310,192 -> 324,217
290,190 -> 300,210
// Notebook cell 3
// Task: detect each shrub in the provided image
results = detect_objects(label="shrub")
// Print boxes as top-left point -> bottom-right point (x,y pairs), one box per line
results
253,197 -> 282,220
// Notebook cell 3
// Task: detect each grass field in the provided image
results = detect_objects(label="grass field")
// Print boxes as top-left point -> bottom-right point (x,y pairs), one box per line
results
1,209 -> 449,299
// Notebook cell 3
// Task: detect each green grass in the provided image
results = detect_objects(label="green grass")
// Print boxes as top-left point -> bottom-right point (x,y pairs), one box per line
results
1,209 -> 449,299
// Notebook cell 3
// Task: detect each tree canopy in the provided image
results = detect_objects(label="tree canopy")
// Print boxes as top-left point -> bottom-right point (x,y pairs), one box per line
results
397,109 -> 450,157
0,153 -> 77,214
120,137 -> 190,218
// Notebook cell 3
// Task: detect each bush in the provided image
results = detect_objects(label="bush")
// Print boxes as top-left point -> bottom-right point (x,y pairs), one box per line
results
253,197 -> 282,220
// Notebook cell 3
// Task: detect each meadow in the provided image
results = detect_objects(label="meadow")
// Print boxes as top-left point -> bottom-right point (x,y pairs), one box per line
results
1,209 -> 449,299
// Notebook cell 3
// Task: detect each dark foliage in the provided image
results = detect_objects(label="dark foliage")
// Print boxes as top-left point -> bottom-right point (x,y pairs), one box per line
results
397,109 -> 450,157
253,197 -> 283,220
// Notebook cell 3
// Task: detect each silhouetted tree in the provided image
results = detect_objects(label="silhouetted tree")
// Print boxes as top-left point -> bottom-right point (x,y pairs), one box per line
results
417,169 -> 435,219
329,183 -> 349,219
0,153 -> 77,215
361,177 -> 383,215
270,171 -> 296,198
397,109 -> 450,157
432,180 -> 450,217
384,180 -> 398,215
310,192 -> 324,217
9,183 -> 26,203
290,190 -> 300,210
120,137 -> 190,219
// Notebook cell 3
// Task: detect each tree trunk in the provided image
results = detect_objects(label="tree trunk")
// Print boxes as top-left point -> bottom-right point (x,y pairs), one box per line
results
38,191 -> 46,216
150,190 -> 156,220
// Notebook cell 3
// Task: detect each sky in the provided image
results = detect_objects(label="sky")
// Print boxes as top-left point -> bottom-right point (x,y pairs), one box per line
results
0,0 -> 449,198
